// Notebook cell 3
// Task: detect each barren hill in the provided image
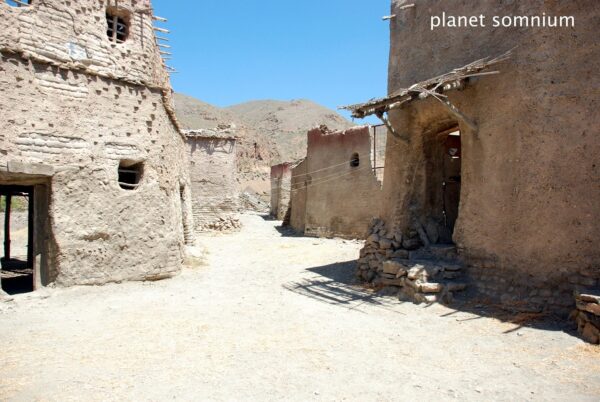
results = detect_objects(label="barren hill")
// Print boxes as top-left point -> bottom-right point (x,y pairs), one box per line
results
173,93 -> 354,195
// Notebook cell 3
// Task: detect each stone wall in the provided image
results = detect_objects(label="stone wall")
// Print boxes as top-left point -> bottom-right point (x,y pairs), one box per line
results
372,0 -> 600,313
186,130 -> 240,232
270,162 -> 293,221
289,126 -> 382,239
571,290 -> 600,344
0,0 -> 192,287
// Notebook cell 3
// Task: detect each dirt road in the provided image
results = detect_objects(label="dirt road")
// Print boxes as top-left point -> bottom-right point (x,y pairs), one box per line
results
0,213 -> 598,401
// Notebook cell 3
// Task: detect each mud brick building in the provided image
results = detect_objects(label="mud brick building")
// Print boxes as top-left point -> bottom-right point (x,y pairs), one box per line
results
0,0 -> 194,293
288,126 -> 383,239
344,0 -> 599,316
185,126 -> 240,232
270,161 -> 295,222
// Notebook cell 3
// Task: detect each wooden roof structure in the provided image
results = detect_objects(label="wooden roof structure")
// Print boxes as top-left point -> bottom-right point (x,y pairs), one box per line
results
340,49 -> 512,120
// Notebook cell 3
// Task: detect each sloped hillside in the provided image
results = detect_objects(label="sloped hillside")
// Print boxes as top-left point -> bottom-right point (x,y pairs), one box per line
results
173,93 -> 354,195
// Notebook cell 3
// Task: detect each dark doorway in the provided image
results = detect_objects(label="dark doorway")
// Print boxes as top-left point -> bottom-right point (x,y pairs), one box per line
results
423,126 -> 462,244
1,185 -> 34,294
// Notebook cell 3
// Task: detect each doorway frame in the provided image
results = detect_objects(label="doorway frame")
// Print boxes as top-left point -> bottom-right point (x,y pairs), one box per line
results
0,178 -> 51,293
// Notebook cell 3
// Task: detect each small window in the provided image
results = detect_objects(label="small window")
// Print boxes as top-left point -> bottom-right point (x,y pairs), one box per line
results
350,153 -> 360,168
106,9 -> 130,43
118,161 -> 143,190
5,0 -> 32,7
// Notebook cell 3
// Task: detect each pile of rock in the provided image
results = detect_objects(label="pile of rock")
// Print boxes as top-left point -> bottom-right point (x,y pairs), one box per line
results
205,216 -> 242,232
571,290 -> 600,344
357,218 -> 466,304
239,191 -> 269,213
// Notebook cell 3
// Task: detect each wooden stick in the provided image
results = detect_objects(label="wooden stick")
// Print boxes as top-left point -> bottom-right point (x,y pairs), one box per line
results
376,111 -> 410,143
153,26 -> 170,34
4,195 -> 11,261
11,0 -> 31,7
152,15 -> 168,22
436,97 -> 478,131
27,189 -> 33,268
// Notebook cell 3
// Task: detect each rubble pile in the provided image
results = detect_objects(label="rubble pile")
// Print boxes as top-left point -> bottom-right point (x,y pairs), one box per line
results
240,191 -> 269,213
571,290 -> 600,344
357,218 -> 466,304
204,216 -> 242,232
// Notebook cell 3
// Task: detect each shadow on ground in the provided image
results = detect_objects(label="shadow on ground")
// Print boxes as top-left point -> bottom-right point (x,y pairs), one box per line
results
274,225 -> 304,238
283,260 -> 405,313
258,213 -> 276,221
284,258 -> 578,336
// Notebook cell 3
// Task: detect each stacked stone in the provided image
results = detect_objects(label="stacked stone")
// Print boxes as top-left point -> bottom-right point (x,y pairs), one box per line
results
356,218 -> 412,283
205,216 -> 242,232
357,218 -> 466,304
571,290 -> 600,344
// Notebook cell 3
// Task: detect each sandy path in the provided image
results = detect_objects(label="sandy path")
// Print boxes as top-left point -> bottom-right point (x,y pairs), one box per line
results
0,213 -> 598,401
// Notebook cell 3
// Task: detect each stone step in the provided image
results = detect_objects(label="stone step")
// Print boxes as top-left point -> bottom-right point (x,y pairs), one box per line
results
381,258 -> 463,279
574,289 -> 600,305
409,244 -> 460,263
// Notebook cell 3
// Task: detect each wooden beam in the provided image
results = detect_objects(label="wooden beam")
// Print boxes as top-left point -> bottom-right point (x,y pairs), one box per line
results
27,189 -> 34,268
376,111 -> 409,143
11,0 -> 31,7
437,98 -> 478,132
4,195 -> 11,261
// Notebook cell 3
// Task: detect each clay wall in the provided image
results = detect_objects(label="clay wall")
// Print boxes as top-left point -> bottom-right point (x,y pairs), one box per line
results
291,126 -> 382,239
0,0 -> 192,287
0,0 -> 170,89
289,159 -> 307,232
270,163 -> 292,221
187,135 -> 239,231
379,0 -> 600,310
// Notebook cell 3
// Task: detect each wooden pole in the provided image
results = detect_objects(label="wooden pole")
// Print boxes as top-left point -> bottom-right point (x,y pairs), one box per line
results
373,126 -> 377,172
27,190 -> 34,268
4,194 -> 11,261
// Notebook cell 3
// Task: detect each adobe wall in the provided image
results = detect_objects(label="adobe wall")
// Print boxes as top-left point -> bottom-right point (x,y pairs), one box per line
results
0,0 -> 170,89
0,0 -> 192,286
289,159 -> 307,232
380,0 -> 600,311
294,126 -> 382,239
186,133 -> 240,231
270,163 -> 292,221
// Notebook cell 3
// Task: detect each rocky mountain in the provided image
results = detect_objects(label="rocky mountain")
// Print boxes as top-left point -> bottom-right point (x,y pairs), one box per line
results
173,93 -> 355,195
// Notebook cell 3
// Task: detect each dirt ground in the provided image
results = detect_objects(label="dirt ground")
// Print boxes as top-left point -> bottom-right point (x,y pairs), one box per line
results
0,213 -> 598,401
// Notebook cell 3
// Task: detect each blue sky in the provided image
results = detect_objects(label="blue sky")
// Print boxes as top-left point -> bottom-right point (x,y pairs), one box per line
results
152,0 -> 390,122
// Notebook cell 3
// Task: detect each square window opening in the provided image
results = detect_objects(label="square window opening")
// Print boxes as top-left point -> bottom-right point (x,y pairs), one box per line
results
118,161 -> 143,190
106,8 -> 130,43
